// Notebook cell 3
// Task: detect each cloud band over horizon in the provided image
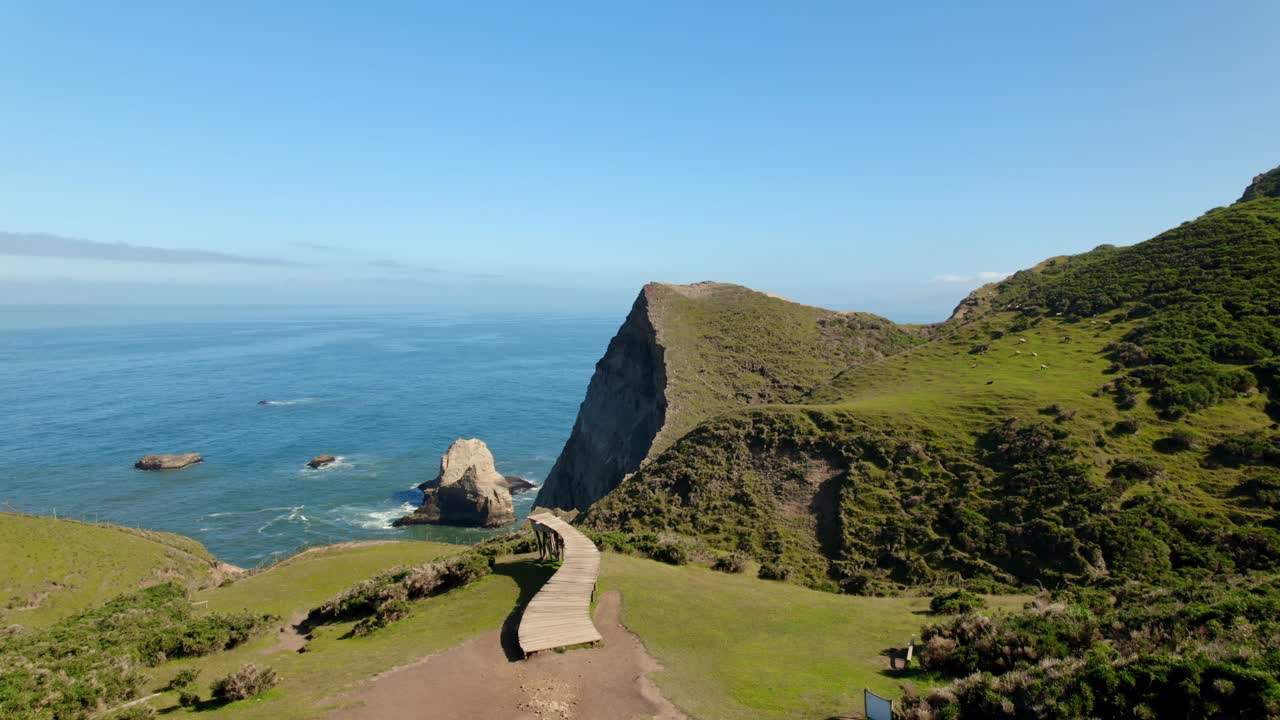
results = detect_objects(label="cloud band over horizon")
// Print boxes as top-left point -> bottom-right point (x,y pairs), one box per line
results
0,232 -> 300,266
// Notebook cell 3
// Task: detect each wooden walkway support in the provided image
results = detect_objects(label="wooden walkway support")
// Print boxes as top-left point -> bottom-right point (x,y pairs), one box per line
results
518,512 -> 603,656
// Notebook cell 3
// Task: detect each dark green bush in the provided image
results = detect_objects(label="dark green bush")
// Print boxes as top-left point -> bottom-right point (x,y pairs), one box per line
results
1113,418 -> 1141,435
929,589 -> 986,614
0,583 -> 275,720
307,551 -> 491,632
650,542 -> 689,566
712,552 -> 749,573
758,562 -> 791,581
165,668 -> 199,691
210,663 -> 277,702
178,691 -> 200,708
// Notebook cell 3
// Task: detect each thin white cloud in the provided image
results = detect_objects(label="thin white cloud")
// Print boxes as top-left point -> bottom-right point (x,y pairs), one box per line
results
0,232 -> 299,266
368,258 -> 444,273
932,270 -> 1010,284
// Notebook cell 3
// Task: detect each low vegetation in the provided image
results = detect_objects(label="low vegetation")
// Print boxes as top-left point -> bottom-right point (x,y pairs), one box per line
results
0,583 -> 275,720
0,512 -> 219,628
210,663 -> 279,702
305,551 -> 491,635
900,576 -> 1280,718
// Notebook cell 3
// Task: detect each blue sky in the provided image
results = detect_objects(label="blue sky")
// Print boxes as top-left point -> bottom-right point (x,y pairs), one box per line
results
1,1 -> 1276,321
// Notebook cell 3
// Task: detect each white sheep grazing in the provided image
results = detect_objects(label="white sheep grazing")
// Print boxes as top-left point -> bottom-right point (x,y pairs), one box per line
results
1104,320 -> 1112,325
1032,352 -> 1039,357
1015,350 -> 1022,355
1041,364 -> 1049,369
1091,320 -> 1097,324
1019,338 -> 1027,343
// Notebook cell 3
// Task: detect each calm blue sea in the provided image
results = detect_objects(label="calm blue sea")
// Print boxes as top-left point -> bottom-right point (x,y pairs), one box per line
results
0,306 -> 616,567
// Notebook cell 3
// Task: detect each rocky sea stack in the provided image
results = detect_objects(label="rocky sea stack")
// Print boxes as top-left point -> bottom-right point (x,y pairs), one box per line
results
134,453 -> 203,471
394,438 -> 515,528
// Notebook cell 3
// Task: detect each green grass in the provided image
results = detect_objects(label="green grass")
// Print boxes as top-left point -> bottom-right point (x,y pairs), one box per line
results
645,282 -> 924,456
0,512 -> 218,628
586,212 -> 1279,593
196,541 -> 459,618
146,549 -> 550,719
599,553 -> 1028,719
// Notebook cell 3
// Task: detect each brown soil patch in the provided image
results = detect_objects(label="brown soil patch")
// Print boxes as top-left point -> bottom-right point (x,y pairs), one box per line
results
329,590 -> 684,720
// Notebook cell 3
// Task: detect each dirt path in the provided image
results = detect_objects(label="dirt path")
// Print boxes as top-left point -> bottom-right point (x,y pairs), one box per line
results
329,590 -> 685,720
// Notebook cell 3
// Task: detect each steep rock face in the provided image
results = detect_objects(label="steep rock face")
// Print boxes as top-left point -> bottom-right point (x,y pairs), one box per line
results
535,281 -> 923,513
534,290 -> 667,512
396,439 -> 515,527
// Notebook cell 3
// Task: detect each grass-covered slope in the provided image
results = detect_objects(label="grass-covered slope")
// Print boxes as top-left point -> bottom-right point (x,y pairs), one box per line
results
645,281 -> 925,454
536,281 -> 923,512
0,512 -> 222,628
584,168 -> 1280,595
600,552 -> 1028,720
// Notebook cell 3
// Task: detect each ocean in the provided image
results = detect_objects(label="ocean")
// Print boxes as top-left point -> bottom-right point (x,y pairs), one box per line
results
0,305 -> 617,567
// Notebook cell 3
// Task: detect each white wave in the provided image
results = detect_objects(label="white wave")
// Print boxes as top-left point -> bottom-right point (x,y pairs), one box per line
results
334,502 -> 416,530
256,506 -> 309,534
257,397 -> 320,406
301,456 -> 354,474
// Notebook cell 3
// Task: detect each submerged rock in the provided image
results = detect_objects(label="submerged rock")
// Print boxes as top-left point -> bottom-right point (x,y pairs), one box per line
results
307,454 -> 337,469
135,453 -> 203,471
503,476 -> 536,493
395,439 -> 515,528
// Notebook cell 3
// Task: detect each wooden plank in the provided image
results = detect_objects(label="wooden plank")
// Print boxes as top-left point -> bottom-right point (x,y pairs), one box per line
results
517,512 -> 604,655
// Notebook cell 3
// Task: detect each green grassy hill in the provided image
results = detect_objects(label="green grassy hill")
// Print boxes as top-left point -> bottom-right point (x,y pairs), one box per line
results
584,167 -> 1280,595
1,511 -> 974,720
0,512 -> 223,628
644,281 -> 926,454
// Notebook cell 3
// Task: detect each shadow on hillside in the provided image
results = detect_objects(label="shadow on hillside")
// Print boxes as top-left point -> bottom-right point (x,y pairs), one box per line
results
493,559 -> 556,662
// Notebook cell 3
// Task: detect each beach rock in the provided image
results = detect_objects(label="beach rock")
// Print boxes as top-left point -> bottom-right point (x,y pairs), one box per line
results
395,439 -> 515,528
503,476 -> 536,493
307,454 -> 337,469
135,453 -> 203,471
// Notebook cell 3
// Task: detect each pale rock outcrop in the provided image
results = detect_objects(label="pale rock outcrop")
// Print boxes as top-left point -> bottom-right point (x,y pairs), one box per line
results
135,453 -> 203,471
396,439 -> 515,528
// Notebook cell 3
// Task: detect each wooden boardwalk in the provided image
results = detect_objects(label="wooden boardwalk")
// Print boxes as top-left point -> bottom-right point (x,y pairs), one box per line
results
517,513 -> 603,655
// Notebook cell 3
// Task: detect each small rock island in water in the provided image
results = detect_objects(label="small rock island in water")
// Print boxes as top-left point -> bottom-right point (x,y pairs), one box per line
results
134,453 -> 203,471
394,438 -> 516,528
307,454 -> 337,469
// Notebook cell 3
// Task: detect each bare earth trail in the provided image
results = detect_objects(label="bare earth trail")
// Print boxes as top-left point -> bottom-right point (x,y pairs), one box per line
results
329,590 -> 684,720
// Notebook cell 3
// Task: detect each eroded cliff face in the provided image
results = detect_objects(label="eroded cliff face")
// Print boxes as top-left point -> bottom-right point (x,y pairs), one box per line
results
533,290 -> 667,512
535,281 -> 924,514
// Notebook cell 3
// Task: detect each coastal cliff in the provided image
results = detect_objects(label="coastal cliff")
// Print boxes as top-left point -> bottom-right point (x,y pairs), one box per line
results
534,281 -> 924,513
533,289 -> 668,512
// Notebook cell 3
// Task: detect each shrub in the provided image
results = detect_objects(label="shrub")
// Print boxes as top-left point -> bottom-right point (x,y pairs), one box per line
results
1108,458 -> 1166,486
308,551 -> 491,630
650,542 -> 689,566
1160,428 -> 1197,452
712,552 -> 749,574
1113,418 -> 1141,435
929,589 -> 986,615
1210,431 -> 1280,466
165,668 -> 199,691
0,583 -> 275,719
178,691 -> 200,708
758,562 -> 791,581
352,599 -> 411,636
210,664 -> 278,702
